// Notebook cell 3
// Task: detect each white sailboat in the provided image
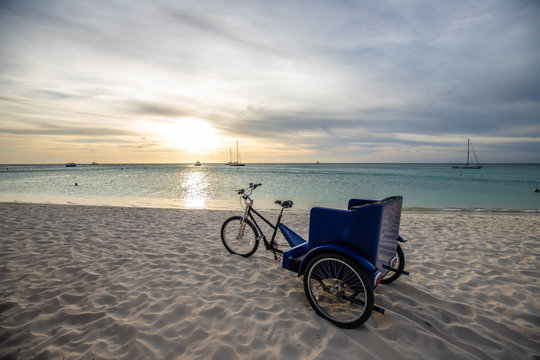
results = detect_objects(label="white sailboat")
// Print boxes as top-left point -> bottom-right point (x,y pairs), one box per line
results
228,140 -> 245,166
452,138 -> 482,169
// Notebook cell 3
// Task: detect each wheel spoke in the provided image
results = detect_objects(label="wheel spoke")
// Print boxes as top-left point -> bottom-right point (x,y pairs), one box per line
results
221,217 -> 258,257
381,244 -> 405,284
306,257 -> 371,326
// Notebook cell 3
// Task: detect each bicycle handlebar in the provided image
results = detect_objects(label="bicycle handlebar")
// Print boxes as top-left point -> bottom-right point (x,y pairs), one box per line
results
237,183 -> 262,196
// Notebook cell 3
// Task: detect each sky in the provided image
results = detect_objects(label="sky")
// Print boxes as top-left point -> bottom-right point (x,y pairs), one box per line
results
1,0 -> 539,164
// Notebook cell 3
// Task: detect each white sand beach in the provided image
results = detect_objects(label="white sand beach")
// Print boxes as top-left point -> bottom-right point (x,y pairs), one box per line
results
0,202 -> 539,359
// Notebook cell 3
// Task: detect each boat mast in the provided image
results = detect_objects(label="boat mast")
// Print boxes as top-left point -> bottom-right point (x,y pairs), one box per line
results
236,140 -> 239,163
466,138 -> 470,166
470,140 -> 481,166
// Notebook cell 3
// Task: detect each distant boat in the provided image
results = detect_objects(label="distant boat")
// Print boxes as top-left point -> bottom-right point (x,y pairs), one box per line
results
65,163 -> 76,167
452,138 -> 482,169
228,140 -> 245,166
194,161 -> 201,167
91,162 -> 98,166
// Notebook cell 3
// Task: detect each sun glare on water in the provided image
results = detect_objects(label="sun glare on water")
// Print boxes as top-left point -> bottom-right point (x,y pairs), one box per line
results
181,169 -> 209,208
159,118 -> 222,152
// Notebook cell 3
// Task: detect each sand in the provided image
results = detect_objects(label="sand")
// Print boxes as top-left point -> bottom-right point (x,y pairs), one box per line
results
0,202 -> 539,359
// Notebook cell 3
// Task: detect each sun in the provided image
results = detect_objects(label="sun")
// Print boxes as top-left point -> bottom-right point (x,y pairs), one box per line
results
159,117 -> 222,152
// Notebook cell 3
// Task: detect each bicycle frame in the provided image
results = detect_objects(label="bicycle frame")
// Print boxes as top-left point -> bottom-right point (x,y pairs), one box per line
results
240,199 -> 285,256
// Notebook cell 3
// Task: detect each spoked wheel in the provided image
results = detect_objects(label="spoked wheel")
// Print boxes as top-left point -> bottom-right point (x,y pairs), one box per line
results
303,253 -> 374,328
380,243 -> 405,284
221,216 -> 259,257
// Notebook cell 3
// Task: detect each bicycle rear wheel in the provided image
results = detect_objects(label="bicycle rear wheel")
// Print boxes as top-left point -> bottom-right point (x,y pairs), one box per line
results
303,253 -> 374,328
380,243 -> 405,284
221,216 -> 259,257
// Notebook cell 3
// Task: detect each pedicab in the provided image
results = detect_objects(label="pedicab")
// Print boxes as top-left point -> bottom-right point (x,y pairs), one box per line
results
221,183 -> 409,328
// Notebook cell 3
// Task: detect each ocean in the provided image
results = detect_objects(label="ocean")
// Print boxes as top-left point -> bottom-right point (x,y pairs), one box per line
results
1,163 -> 539,212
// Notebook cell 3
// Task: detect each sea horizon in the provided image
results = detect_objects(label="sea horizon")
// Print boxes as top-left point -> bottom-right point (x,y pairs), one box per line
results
2,162 -> 539,165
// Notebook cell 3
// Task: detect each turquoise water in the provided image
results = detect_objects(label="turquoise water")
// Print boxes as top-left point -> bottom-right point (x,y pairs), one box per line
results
0,163 -> 539,212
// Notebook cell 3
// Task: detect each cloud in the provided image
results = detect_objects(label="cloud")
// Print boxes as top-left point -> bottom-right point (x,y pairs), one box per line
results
0,119 -> 136,137
0,0 -> 539,163
120,99 -> 193,118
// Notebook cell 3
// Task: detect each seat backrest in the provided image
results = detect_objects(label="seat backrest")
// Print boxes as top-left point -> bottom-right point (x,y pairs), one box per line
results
309,196 -> 403,269
375,196 -> 403,270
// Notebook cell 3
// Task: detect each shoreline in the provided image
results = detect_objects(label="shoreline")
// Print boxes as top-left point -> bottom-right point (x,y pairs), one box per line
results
2,200 -> 539,215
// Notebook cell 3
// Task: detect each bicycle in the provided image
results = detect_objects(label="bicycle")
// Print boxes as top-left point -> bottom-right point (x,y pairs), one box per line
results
220,183 -> 292,260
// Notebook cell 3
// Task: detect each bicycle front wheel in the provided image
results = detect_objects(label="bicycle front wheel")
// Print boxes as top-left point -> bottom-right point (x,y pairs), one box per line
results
221,216 -> 259,257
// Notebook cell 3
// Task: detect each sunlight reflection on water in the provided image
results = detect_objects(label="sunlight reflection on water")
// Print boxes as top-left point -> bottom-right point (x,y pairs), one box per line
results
180,168 -> 209,208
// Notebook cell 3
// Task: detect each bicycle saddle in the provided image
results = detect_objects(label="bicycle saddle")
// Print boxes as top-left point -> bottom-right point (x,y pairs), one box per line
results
275,200 -> 293,208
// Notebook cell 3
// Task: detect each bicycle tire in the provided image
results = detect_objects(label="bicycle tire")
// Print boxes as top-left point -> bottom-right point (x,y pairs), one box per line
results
303,253 -> 374,328
221,216 -> 259,257
380,243 -> 405,284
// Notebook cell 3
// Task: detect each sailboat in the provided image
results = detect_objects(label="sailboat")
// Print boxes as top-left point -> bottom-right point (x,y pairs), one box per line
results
225,147 -> 233,166
228,140 -> 245,166
452,138 -> 482,169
